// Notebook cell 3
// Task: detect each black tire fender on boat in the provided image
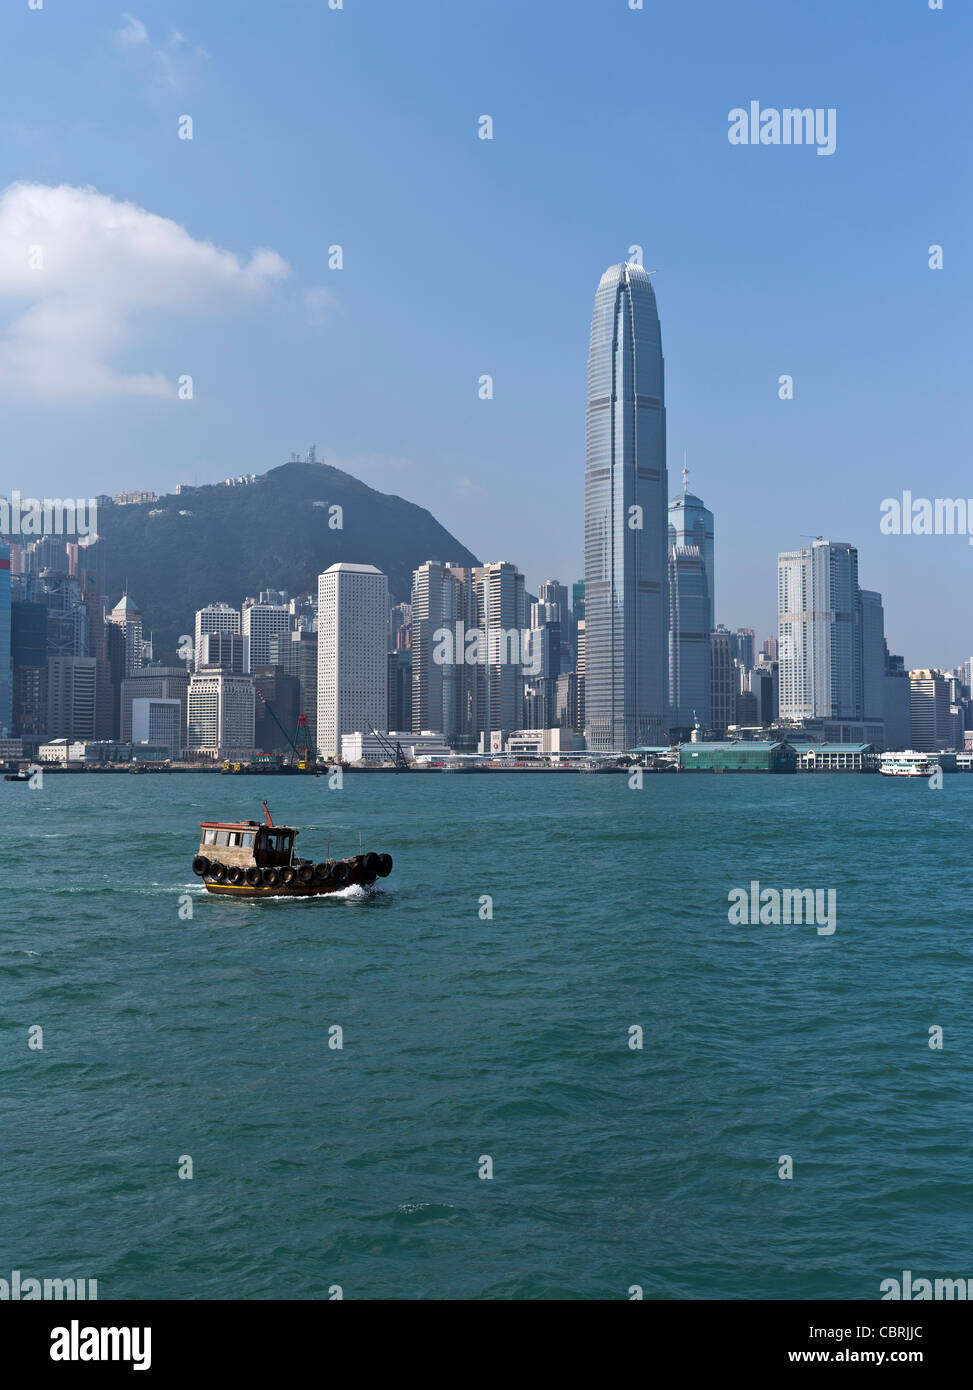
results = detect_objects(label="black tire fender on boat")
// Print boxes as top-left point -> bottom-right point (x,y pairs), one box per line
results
314,862 -> 332,882
362,852 -> 380,877
280,866 -> 297,886
298,863 -> 315,884
192,855 -> 210,876
209,862 -> 226,882
262,866 -> 280,887
227,866 -> 245,886
330,860 -> 351,886
376,853 -> 393,877
245,866 -> 261,886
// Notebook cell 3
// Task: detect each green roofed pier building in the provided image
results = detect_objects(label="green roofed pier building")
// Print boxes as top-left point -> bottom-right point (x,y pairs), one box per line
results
678,740 -> 796,773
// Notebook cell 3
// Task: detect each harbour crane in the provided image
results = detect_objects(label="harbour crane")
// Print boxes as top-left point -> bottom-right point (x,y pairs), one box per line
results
369,727 -> 410,772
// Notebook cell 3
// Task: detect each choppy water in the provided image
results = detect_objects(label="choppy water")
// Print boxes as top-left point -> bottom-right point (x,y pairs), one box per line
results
2,772 -> 971,1299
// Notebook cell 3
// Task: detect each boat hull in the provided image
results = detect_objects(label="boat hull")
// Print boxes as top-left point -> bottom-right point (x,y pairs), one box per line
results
202,880 -> 352,896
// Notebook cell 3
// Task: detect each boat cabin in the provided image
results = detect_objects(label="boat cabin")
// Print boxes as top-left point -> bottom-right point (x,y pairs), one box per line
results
198,820 -> 298,869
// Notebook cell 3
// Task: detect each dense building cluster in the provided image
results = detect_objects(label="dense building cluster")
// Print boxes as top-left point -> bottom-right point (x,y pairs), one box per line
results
1,260 -> 969,766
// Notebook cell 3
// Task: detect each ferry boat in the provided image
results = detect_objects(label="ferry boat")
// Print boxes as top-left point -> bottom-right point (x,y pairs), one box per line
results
879,750 -> 939,778
192,801 -> 393,896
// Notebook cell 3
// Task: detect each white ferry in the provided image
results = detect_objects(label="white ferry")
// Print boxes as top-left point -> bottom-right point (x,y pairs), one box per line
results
879,750 -> 939,778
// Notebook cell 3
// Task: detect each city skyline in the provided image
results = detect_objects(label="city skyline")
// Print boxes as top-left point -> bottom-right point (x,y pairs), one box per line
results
0,2 -> 968,668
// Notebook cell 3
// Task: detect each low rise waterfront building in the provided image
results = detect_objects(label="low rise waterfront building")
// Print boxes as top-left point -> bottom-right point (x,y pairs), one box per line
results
505,728 -> 581,756
790,742 -> 877,772
341,729 -> 450,763
678,740 -> 797,773
38,738 -> 87,764
82,740 -> 172,764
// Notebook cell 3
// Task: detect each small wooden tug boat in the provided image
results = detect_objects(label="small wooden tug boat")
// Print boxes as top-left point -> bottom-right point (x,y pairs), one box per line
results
192,801 -> 393,897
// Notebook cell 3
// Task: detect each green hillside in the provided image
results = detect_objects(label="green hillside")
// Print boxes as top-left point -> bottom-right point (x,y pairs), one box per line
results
94,461 -> 480,654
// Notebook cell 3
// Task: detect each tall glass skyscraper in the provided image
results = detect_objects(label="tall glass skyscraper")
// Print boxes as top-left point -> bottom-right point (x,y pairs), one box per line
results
668,490 -> 715,635
668,483 -> 715,735
584,262 -> 668,750
667,546 -> 711,733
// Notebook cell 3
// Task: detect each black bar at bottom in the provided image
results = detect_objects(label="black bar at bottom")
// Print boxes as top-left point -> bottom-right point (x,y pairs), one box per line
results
2,1299 -> 965,1375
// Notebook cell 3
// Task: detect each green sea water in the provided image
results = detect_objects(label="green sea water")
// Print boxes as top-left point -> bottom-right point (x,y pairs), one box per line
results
2,771 -> 971,1300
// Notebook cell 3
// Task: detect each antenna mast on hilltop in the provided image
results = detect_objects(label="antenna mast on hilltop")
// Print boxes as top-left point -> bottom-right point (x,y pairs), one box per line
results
307,444 -> 317,464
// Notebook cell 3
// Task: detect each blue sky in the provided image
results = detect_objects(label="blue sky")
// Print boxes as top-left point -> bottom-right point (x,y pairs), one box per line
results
0,0 -> 969,665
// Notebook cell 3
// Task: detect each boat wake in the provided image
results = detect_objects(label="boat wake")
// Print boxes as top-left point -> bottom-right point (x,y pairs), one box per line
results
183,880 -> 378,904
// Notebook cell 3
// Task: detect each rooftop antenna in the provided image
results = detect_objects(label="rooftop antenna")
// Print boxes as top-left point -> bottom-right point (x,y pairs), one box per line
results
682,450 -> 689,495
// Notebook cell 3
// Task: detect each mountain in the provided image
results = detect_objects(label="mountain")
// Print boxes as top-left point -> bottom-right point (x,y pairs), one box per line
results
95,461 -> 479,654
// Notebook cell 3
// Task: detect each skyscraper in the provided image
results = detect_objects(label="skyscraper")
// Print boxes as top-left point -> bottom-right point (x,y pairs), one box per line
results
187,671 -> 256,757
571,580 -> 585,623
534,579 -> 571,682
242,599 -> 290,673
884,651 -> 912,750
11,597 -> 47,737
198,631 -> 248,674
710,627 -> 734,735
667,546 -> 712,733
584,261 -> 668,750
0,540 -> 11,735
778,541 -> 862,722
253,667 -> 301,754
75,553 -> 114,740
731,628 -> 755,673
410,560 -> 470,744
316,563 -> 388,760
908,670 -> 953,751
859,590 -> 888,723
120,665 -> 190,744
107,593 -> 143,677
47,656 -> 97,741
569,578 -> 585,672
668,488 -> 715,634
270,628 -> 318,748
472,561 -> 527,742
667,459 -> 715,737
194,603 -> 241,671
131,698 -> 182,760
575,618 -> 586,731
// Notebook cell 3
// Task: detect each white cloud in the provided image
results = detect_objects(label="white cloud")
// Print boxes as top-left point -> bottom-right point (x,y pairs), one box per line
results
0,182 -> 290,399
114,12 -> 207,93
304,286 -> 338,326
454,476 -> 483,497
116,12 -> 149,47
